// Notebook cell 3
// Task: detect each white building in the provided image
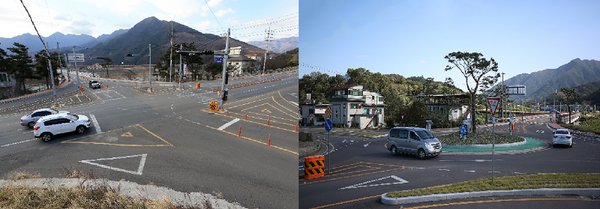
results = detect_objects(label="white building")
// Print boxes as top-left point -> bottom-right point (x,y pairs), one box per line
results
328,84 -> 386,129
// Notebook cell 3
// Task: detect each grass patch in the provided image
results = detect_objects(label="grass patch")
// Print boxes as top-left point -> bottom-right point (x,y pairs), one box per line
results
1,171 -> 214,209
561,116 -> 600,134
386,173 -> 600,198
437,131 -> 523,145
299,141 -> 320,156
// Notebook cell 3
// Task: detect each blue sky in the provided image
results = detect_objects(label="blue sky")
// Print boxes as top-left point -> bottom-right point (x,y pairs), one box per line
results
1,0 -> 297,42
300,0 -> 600,92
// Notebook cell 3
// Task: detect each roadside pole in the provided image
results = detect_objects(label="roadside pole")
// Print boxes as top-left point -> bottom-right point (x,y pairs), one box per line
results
44,42 -> 58,107
325,107 -> 332,175
73,45 -> 81,95
219,28 -> 230,112
487,97 -> 500,184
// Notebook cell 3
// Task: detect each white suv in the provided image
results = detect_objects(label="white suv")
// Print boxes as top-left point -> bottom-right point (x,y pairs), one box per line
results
34,113 -> 91,142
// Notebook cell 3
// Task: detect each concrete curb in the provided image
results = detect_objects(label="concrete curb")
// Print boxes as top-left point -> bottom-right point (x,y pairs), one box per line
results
443,137 -> 527,148
315,133 -> 387,138
381,188 -> 600,205
0,178 -> 245,209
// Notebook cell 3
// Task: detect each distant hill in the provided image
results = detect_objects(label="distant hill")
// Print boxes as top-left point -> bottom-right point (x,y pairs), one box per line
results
248,36 -> 298,53
265,47 -> 298,69
503,58 -> 600,103
79,16 -> 266,65
539,81 -> 600,105
0,32 -> 95,52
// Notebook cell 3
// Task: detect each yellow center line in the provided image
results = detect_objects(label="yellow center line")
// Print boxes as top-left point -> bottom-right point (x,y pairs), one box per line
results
271,96 -> 298,117
84,86 -> 105,104
0,122 -> 19,127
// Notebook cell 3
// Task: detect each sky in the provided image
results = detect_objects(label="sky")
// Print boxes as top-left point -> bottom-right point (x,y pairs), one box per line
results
1,0 -> 298,42
299,0 -> 600,92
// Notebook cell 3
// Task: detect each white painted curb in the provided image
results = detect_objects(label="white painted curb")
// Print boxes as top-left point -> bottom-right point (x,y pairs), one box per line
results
381,188 -> 600,205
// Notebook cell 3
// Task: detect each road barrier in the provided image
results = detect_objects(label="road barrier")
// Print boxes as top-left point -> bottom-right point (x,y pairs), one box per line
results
304,155 -> 325,179
209,101 -> 218,111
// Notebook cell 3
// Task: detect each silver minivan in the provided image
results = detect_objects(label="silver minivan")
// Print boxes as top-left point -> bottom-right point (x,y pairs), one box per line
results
387,127 -> 442,159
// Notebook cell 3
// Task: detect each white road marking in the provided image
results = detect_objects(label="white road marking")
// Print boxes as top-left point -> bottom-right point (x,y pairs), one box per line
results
464,170 -> 476,173
1,138 -> 37,148
363,142 -> 371,147
339,175 -> 408,190
439,169 -> 450,172
217,118 -> 240,130
79,154 -> 147,175
89,114 -> 102,133
289,101 -> 298,106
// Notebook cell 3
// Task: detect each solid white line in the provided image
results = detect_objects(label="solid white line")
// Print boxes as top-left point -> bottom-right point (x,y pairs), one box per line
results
289,101 -> 298,106
90,114 -> 101,133
1,138 -> 37,148
217,118 -> 240,130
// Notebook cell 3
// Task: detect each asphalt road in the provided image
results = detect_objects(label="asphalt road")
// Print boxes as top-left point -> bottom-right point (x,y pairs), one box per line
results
0,70 -> 299,209
299,118 -> 600,209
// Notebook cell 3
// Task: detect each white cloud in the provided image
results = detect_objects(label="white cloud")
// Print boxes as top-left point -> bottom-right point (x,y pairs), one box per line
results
110,0 -> 143,15
200,0 -> 224,17
146,0 -> 202,18
64,20 -> 96,35
419,60 -> 426,63
195,21 -> 211,30
215,8 -> 235,17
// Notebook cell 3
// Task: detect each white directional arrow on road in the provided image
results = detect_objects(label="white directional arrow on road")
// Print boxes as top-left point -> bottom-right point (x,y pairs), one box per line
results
80,154 -> 147,175
339,175 -> 408,190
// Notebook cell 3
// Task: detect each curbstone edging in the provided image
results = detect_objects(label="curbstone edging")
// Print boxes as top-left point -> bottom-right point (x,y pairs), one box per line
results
443,137 -> 527,148
381,188 -> 600,205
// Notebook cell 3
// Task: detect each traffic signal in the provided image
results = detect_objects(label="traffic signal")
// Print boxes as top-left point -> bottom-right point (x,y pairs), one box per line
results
222,89 -> 229,102
126,54 -> 135,57
202,50 -> 214,55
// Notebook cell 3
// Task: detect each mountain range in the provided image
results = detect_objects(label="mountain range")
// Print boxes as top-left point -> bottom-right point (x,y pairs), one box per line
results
248,36 -> 298,53
0,17 -> 298,65
503,58 -> 600,103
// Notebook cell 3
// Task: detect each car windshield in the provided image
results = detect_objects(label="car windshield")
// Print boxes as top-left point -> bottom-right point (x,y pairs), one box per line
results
91,81 -> 98,83
415,130 -> 434,139
555,130 -> 569,135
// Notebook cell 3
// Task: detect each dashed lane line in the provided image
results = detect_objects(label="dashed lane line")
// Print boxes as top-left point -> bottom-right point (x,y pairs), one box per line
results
1,138 -> 37,148
217,118 -> 240,130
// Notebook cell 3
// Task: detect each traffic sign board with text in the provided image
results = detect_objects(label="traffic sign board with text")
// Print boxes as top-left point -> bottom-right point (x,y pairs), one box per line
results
487,97 -> 501,117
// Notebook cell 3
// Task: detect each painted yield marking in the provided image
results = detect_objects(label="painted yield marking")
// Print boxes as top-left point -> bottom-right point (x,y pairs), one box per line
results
80,154 -> 147,175
339,175 -> 408,190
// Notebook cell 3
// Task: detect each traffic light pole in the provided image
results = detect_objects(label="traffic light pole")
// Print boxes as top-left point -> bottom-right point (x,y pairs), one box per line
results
148,44 -> 152,92
219,28 -> 230,111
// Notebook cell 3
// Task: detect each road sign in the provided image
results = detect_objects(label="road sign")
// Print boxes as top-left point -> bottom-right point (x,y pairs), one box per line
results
460,125 -> 467,135
487,97 -> 501,117
488,117 -> 499,123
215,57 -> 223,62
68,53 -> 85,62
325,107 -> 332,118
325,118 -> 332,132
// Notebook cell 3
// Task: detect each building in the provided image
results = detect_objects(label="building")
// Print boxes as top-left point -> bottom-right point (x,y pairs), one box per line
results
0,70 -> 16,98
299,103 -> 330,126
423,94 -> 471,121
328,84 -> 386,129
220,46 -> 260,75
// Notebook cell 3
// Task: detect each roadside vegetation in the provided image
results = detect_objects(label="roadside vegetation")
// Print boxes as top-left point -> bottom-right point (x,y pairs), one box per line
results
386,173 -> 600,198
437,131 -> 523,145
561,116 -> 600,135
0,169 -> 212,209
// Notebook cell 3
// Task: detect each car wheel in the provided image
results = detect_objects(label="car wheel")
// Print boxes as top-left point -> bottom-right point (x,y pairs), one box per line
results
391,146 -> 398,156
28,122 -> 35,129
76,126 -> 86,134
418,149 -> 426,159
41,133 -> 52,142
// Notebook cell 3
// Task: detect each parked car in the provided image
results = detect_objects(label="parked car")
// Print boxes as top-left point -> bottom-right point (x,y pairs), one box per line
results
33,113 -> 91,142
89,80 -> 101,89
553,129 -> 572,147
387,127 -> 442,159
20,108 -> 69,129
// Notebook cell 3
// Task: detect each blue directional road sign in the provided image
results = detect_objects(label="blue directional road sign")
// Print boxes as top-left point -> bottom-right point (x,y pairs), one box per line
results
215,57 -> 223,63
325,118 -> 332,132
460,125 -> 467,135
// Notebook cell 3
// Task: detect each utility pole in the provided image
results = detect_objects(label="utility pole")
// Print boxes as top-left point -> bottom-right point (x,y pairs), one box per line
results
148,44 -> 152,92
262,25 -> 273,74
219,28 -> 231,111
501,72 -> 505,120
44,42 -> 58,107
170,22 -> 173,82
56,42 -> 64,81
179,44 -> 183,89
73,45 -> 81,95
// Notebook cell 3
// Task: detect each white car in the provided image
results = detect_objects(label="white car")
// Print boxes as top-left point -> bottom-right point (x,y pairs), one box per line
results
20,108 -> 69,129
34,113 -> 91,142
553,129 -> 572,147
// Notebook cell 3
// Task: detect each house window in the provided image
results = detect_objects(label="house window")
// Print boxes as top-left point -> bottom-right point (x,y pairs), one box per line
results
349,90 -> 362,96
334,90 -> 344,96
0,74 -> 9,82
378,97 -> 383,102
350,104 -> 358,109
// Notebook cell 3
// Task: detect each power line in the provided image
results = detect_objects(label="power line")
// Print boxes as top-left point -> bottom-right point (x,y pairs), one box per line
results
203,0 -> 223,29
19,0 -> 48,53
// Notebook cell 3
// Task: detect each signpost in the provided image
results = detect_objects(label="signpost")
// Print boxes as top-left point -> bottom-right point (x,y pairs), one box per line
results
459,125 -> 467,139
487,97 -> 501,184
325,107 -> 332,175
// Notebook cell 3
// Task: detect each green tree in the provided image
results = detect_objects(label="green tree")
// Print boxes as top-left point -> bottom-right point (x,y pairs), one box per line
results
444,51 -> 500,132
7,43 -> 35,94
204,62 -> 235,81
99,57 -> 114,78
34,50 -> 65,89
157,42 -> 205,82
559,88 -> 581,123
